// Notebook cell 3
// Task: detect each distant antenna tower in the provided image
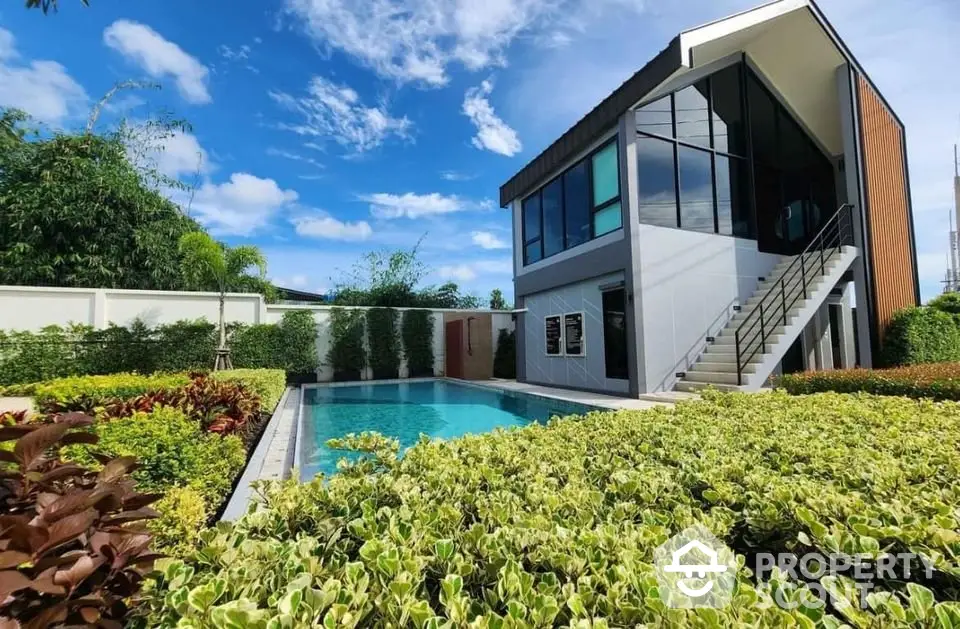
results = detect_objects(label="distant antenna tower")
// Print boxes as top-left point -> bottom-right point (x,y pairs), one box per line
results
947,145 -> 960,293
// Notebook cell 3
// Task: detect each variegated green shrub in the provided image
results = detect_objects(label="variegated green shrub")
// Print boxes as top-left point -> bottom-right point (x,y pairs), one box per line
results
137,391 -> 960,628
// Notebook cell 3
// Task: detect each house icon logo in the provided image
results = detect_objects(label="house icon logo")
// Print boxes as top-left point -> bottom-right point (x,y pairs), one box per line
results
654,525 -> 737,608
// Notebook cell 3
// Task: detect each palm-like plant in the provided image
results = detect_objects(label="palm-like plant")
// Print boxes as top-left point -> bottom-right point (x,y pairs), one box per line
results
178,232 -> 267,370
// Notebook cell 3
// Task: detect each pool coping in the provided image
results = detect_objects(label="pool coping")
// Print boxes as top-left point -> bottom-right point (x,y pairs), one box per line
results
219,386 -> 299,521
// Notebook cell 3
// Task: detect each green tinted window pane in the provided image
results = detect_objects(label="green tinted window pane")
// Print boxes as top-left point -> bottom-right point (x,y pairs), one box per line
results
593,202 -> 622,236
592,142 -> 619,207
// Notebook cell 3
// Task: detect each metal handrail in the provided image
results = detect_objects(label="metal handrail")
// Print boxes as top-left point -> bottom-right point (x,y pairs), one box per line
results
733,203 -> 854,385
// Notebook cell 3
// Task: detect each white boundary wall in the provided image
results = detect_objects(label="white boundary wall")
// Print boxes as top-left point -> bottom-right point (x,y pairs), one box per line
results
0,285 -> 515,382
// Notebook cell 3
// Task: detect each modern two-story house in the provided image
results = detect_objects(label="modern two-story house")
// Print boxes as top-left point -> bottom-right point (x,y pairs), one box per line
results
500,0 -> 919,395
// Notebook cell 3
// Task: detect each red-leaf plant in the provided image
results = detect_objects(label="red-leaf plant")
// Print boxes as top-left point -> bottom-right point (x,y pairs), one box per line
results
0,413 -> 162,628
0,413 -> 29,427
102,374 -> 262,439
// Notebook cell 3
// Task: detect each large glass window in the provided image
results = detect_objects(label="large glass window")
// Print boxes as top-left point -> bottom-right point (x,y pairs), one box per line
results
674,82 -> 711,148
563,162 -> 590,249
522,194 -> 542,264
745,69 -> 838,255
521,138 -> 622,265
635,96 -> 673,137
541,179 -> 564,258
594,202 -> 622,236
678,146 -> 715,233
592,143 -> 620,207
715,155 -> 750,237
634,62 -> 749,238
636,135 -> 678,227
711,64 -> 745,155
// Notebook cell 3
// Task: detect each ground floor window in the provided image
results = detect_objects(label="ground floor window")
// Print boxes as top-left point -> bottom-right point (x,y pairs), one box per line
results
602,289 -> 628,380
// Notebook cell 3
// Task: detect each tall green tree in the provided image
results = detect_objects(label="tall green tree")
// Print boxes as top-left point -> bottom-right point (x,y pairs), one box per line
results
332,242 -> 480,308
489,289 -> 509,310
178,233 -> 267,370
0,112 -> 203,290
25,0 -> 88,12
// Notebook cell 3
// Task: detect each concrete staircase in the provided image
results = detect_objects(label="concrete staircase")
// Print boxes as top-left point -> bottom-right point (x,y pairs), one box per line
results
675,245 -> 858,393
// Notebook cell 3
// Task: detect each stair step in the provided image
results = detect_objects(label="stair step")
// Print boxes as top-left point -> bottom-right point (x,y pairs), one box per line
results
713,330 -> 785,345
690,361 -> 758,374
747,282 -> 823,306
674,245 -> 857,396
702,346 -> 764,362
675,381 -> 746,393
681,371 -> 744,386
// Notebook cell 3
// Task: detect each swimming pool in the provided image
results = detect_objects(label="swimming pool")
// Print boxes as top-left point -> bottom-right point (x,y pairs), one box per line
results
297,380 -> 599,479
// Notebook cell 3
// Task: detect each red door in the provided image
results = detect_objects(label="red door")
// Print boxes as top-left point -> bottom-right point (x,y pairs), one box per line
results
445,320 -> 464,379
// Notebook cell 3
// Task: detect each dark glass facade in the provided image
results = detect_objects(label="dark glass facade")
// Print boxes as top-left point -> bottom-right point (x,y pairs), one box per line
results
521,139 -> 622,266
634,61 -> 838,254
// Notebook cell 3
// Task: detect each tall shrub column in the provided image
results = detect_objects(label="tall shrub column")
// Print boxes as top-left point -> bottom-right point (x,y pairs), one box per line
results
401,309 -> 434,378
327,308 -> 367,382
367,308 -> 400,380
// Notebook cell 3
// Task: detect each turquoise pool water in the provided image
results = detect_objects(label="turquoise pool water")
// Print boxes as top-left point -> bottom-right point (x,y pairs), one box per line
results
298,380 -> 598,479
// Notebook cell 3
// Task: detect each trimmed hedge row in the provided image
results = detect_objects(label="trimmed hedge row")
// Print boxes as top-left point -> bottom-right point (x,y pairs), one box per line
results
138,391 -> 960,627
778,363 -> 960,400
0,311 -> 318,386
881,307 -> 960,366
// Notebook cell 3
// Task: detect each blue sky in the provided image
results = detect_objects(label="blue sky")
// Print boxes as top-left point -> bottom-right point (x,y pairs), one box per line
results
1,0 -> 958,304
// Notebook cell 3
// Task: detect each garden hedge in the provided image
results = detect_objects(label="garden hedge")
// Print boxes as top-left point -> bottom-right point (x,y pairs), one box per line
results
327,308 -> 367,381
0,311 -> 318,385
212,368 -> 286,411
139,391 -> 960,627
881,306 -> 960,366
401,308 -> 434,377
5,372 -> 191,411
367,307 -> 400,379
778,363 -> 960,400
65,405 -> 247,556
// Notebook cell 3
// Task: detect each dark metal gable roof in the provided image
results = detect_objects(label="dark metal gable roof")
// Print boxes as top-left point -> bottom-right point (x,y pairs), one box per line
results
499,36 -> 682,208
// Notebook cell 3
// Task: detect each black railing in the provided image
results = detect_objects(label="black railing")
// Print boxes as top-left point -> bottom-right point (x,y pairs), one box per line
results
733,204 -> 855,385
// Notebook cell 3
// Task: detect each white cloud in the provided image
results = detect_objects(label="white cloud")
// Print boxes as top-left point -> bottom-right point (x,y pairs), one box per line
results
281,0 -> 638,87
438,258 -> 513,282
218,44 -> 251,61
441,170 -> 477,181
472,231 -> 509,249
438,264 -> 478,282
152,130 -> 211,179
0,28 -> 15,61
290,274 -> 308,287
0,27 -> 88,125
266,147 -> 324,170
103,20 -> 211,104
191,173 -> 298,235
360,192 -> 482,219
270,76 -> 411,153
292,213 -> 373,241
463,80 -> 522,157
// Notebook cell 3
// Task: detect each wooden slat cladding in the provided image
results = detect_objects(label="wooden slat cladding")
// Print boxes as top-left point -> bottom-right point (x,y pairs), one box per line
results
856,73 -> 917,341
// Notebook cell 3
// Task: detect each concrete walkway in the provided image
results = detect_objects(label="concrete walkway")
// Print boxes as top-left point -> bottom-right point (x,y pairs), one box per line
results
477,380 -> 683,410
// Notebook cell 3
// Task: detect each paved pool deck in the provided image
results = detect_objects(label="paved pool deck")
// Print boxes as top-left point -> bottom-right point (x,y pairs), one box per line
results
0,397 -> 33,415
473,380 -> 694,410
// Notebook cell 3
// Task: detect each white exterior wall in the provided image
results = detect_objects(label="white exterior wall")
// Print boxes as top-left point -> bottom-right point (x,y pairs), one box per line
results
636,226 -> 781,392
521,272 -> 630,395
0,286 -> 514,383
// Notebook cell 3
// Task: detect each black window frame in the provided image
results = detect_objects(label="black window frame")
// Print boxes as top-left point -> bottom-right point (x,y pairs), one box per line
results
635,63 -> 752,238
521,137 -> 623,266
